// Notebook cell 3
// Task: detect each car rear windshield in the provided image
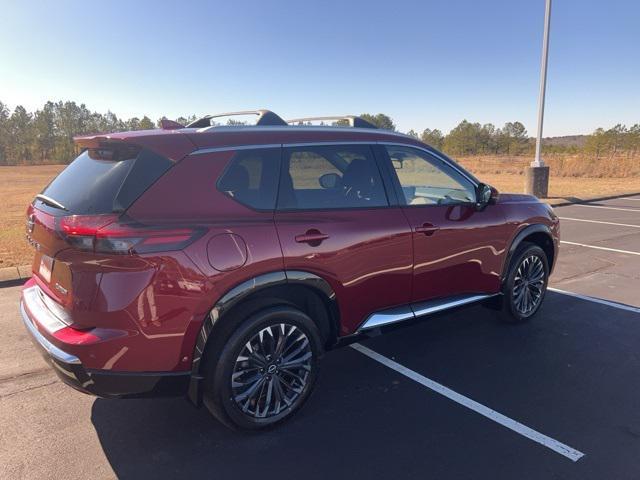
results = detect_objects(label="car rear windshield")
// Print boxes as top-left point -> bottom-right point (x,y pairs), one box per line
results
38,147 -> 173,215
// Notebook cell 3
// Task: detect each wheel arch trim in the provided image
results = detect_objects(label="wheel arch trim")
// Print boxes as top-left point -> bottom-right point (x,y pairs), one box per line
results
501,223 -> 555,283
187,270 -> 337,404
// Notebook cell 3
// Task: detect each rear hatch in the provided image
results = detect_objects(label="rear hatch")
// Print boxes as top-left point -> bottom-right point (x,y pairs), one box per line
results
27,143 -> 176,315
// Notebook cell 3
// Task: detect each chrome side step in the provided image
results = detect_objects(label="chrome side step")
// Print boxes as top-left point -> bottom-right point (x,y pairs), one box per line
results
411,294 -> 494,318
358,306 -> 414,330
358,293 -> 497,331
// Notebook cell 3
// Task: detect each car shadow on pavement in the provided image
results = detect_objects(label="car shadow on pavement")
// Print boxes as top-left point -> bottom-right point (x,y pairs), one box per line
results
91,294 -> 640,480
90,307 -> 519,480
90,344 -> 446,480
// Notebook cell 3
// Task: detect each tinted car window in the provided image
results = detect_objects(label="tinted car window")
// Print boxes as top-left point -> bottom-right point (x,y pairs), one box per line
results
386,146 -> 476,205
39,148 -> 173,215
217,148 -> 281,210
278,145 -> 388,210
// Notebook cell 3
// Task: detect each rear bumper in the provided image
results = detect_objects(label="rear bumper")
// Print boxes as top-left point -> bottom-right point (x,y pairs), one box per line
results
20,299 -> 190,399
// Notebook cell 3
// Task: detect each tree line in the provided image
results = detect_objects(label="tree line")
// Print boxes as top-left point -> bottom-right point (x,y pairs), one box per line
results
411,120 -> 530,156
368,113 -> 639,159
0,100 -> 637,165
0,100 -> 162,165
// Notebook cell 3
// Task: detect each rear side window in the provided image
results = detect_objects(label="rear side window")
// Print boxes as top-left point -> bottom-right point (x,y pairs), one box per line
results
39,148 -> 173,215
278,145 -> 388,210
217,148 -> 281,210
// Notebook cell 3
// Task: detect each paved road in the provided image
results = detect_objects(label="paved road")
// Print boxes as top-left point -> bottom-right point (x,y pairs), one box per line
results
1,195 -> 639,479
551,196 -> 640,306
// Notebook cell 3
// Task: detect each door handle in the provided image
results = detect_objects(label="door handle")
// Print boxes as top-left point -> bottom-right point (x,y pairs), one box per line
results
295,229 -> 330,245
415,223 -> 439,236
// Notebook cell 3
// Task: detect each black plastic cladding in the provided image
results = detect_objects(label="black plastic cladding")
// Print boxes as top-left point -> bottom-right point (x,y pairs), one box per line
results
501,224 -> 555,283
187,270 -> 338,404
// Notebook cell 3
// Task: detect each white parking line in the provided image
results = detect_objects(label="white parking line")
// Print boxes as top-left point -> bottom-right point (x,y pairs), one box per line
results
559,217 -> 640,228
549,287 -> 640,314
560,240 -> 640,256
350,343 -> 585,462
572,204 -> 640,213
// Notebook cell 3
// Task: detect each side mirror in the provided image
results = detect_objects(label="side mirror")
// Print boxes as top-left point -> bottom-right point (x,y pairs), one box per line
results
475,183 -> 498,210
319,172 -> 341,189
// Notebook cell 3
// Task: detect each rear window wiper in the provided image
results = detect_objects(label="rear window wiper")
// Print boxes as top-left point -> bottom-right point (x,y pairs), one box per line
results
35,194 -> 68,211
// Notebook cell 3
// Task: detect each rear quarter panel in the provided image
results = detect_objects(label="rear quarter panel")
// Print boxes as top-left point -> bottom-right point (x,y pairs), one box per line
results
125,150 -> 285,367
26,249 -> 208,372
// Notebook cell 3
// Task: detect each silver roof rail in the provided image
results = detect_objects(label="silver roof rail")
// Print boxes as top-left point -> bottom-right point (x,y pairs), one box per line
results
286,116 -> 378,129
186,110 -> 287,128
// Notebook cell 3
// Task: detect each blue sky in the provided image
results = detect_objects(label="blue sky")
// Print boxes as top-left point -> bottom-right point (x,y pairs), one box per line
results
1,0 -> 638,136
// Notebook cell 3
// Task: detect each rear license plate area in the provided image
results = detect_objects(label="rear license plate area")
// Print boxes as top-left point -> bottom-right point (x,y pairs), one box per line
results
39,254 -> 54,283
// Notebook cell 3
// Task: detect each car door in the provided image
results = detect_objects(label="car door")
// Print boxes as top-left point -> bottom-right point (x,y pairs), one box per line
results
274,143 -> 413,335
380,144 -> 509,303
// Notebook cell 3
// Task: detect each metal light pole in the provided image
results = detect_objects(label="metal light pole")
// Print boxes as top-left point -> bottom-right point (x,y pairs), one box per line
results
525,0 -> 552,197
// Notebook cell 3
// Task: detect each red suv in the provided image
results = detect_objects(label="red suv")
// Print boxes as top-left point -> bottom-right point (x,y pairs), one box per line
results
21,110 -> 559,429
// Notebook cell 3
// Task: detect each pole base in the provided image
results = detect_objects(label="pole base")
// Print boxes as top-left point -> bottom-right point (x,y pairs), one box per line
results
524,166 -> 550,198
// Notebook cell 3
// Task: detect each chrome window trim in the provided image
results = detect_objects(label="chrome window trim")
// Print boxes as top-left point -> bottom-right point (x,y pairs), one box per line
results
378,142 -> 479,188
189,143 -> 282,156
282,141 -> 374,148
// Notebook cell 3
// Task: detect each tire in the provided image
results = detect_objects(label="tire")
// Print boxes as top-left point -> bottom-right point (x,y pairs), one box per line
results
202,305 -> 322,430
499,242 -> 549,323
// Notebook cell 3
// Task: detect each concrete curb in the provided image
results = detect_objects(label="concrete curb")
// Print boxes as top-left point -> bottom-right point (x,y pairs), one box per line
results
0,264 -> 31,288
0,192 -> 638,288
544,191 -> 640,207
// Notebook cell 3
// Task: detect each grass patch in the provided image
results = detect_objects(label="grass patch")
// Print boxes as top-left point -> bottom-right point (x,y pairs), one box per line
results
1,161 -> 639,267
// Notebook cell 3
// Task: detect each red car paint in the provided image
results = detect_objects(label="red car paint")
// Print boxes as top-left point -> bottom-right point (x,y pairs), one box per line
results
20,120 -> 559,400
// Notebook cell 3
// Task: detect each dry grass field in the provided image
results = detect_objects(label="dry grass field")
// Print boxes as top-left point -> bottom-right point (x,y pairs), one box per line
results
459,153 -> 640,203
458,153 -> 640,178
476,173 -> 640,200
1,157 -> 639,267
0,165 -> 64,269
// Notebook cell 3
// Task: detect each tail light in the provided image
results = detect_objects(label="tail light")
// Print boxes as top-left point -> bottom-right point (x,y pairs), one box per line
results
57,214 -> 204,254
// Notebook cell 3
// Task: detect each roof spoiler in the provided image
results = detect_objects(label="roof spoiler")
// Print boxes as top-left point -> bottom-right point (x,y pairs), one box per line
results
286,116 -> 378,129
186,110 -> 287,128
73,128 -> 196,163
73,135 -> 147,157
73,135 -> 127,149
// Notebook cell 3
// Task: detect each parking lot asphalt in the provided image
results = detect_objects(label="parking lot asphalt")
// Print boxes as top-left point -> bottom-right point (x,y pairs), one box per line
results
1,195 -> 639,480
551,196 -> 640,307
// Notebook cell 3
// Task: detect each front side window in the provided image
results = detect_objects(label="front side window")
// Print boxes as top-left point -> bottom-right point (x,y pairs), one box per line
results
217,148 -> 280,210
386,146 -> 476,206
278,145 -> 388,210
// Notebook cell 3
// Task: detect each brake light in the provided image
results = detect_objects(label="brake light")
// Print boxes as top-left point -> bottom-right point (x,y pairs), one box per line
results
59,214 -> 118,236
57,215 -> 203,254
